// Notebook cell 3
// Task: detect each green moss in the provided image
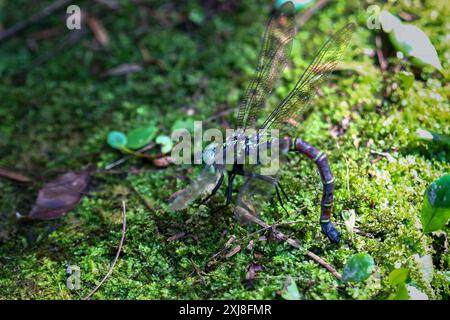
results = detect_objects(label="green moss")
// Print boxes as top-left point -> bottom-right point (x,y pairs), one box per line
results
0,0 -> 448,299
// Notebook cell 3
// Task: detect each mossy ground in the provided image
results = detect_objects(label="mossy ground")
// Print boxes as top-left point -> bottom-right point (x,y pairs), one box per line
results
0,0 -> 448,299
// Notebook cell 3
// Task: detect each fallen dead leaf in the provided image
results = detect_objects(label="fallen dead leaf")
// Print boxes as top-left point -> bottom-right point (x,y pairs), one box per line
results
152,156 -> 174,167
245,262 -> 262,287
19,166 -> 93,220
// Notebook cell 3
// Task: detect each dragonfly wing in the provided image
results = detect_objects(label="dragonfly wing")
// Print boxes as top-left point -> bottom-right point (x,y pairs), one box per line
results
236,1 -> 296,130
234,174 -> 278,224
260,23 -> 356,131
169,165 -> 222,211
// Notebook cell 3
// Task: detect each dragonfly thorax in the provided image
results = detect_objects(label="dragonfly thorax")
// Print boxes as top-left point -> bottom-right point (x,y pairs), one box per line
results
203,133 -> 286,167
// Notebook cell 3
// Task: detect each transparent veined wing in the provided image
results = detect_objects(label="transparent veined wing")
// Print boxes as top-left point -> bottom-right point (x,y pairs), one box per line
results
169,164 -> 223,211
234,174 -> 279,224
234,136 -> 292,223
260,23 -> 356,131
236,1 -> 296,130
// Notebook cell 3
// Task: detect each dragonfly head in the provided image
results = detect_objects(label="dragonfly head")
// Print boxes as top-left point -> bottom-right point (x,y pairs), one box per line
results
202,142 -> 219,165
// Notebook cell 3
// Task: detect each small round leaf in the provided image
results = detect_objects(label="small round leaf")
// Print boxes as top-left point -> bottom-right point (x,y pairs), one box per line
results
342,253 -> 375,283
107,131 -> 127,149
388,268 -> 409,287
398,71 -> 414,90
155,135 -> 173,154
126,126 -> 157,150
171,119 -> 195,133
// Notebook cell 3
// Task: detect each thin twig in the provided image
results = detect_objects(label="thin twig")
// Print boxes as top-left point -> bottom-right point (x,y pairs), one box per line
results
105,143 -> 156,170
305,251 -> 341,279
0,0 -> 73,42
83,199 -> 127,300
0,167 -> 34,183
236,208 -> 342,279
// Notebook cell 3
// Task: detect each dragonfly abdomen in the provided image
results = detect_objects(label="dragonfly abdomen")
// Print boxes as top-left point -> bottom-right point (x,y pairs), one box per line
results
290,137 -> 339,243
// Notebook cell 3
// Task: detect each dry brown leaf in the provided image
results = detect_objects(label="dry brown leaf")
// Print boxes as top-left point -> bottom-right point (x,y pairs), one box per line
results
245,263 -> 262,287
152,156 -> 174,167
22,166 -> 93,220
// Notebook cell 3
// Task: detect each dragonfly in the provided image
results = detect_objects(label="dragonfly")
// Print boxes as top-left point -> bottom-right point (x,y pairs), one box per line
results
169,1 -> 355,244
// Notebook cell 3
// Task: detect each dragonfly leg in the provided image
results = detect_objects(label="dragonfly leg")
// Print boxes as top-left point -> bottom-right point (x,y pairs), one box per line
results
275,184 -> 289,215
292,138 -> 340,243
200,172 -> 224,205
225,172 -> 236,205
244,172 -> 289,214
277,181 -> 290,202
210,172 -> 235,214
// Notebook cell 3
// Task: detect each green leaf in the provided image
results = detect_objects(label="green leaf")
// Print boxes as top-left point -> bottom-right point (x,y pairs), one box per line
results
379,10 -> 442,71
398,71 -> 414,90
107,131 -> 127,149
389,283 -> 409,300
155,135 -> 173,154
388,268 -> 409,287
342,253 -> 375,283
421,175 -> 450,233
189,8 -> 205,24
126,126 -> 158,150
171,118 -> 195,133
281,276 -> 302,300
